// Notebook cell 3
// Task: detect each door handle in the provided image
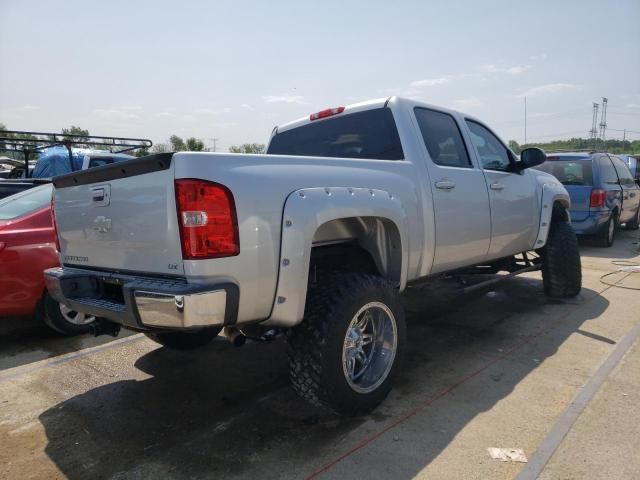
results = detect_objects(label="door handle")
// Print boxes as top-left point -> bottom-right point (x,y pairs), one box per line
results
490,183 -> 505,191
435,181 -> 456,190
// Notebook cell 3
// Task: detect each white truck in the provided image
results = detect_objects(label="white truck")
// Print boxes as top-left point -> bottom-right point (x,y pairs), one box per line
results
45,97 -> 581,416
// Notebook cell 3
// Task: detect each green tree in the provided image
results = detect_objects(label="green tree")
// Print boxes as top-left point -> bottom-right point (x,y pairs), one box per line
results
50,126 -> 90,143
134,147 -> 150,157
508,140 -> 521,154
151,143 -> 169,153
169,135 -> 186,151
0,125 -> 40,160
524,137 -> 640,155
185,137 -> 205,151
228,143 -> 266,154
0,123 -> 13,155
62,126 -> 90,139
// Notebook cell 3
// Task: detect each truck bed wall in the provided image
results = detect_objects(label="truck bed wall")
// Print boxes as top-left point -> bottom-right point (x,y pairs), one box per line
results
172,152 -> 426,324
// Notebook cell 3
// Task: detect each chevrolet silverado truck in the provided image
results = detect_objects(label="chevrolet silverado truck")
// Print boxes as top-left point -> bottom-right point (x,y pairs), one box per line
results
44,97 -> 581,416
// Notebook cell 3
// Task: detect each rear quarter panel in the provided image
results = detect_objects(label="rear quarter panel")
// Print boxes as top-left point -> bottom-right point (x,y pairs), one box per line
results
172,152 -> 424,324
592,158 -> 623,220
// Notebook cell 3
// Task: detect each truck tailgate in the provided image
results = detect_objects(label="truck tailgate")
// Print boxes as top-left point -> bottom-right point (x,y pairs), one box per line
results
564,185 -> 591,221
52,154 -> 185,276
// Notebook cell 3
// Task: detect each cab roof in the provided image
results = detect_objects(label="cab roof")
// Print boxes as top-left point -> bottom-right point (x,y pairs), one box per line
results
273,96 -> 471,135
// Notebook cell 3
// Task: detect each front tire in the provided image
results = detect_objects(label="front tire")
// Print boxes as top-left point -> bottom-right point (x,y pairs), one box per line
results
41,291 -> 95,335
287,272 -> 406,416
144,328 -> 222,350
541,218 -> 582,298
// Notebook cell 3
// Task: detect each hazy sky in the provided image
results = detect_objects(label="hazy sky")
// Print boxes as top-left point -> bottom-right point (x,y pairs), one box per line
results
1,0 -> 639,151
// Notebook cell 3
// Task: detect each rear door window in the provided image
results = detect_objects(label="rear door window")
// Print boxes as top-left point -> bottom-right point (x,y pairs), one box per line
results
267,108 -> 403,160
414,108 -> 471,168
599,156 -> 620,185
610,156 -> 635,186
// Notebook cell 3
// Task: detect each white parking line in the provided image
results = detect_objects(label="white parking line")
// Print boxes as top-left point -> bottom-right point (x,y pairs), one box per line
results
515,319 -> 640,480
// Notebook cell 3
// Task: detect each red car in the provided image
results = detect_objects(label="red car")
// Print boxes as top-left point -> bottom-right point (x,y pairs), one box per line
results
0,184 -> 94,334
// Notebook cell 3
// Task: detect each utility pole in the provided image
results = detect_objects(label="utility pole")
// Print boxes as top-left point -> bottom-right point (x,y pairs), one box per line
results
209,137 -> 220,152
590,102 -> 599,149
524,97 -> 527,146
598,97 -> 608,145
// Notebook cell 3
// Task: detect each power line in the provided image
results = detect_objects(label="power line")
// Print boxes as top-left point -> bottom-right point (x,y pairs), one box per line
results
607,110 -> 640,116
608,128 -> 640,134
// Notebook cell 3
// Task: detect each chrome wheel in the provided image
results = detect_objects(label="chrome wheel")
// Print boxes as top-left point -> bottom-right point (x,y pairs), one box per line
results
342,302 -> 398,394
59,304 -> 95,326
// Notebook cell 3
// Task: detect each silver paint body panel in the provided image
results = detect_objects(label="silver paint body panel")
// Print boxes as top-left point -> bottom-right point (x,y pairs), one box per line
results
52,97 -> 570,328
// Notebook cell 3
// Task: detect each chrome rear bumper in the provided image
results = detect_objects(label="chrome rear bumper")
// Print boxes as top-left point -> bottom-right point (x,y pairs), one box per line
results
135,290 -> 227,328
44,267 -> 239,330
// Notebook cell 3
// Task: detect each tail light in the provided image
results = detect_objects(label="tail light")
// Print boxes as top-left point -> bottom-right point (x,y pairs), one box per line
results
50,201 -> 61,252
590,188 -> 606,208
310,106 -> 345,121
175,179 -> 239,259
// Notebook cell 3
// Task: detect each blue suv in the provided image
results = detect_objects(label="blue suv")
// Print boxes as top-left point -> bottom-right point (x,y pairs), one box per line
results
534,152 -> 640,247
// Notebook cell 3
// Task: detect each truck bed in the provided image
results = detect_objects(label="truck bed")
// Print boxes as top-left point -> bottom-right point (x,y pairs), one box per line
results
0,178 -> 51,200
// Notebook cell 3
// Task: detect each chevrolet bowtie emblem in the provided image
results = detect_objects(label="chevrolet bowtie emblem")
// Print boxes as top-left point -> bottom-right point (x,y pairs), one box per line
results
92,216 -> 112,233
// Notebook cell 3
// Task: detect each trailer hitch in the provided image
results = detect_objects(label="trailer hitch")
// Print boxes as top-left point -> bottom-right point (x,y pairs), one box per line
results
89,319 -> 121,337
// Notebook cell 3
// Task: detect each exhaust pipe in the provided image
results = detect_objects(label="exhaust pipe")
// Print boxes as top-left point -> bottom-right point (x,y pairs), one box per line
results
223,326 -> 246,347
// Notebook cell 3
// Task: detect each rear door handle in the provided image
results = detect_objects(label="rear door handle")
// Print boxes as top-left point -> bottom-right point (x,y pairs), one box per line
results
435,181 -> 456,190
490,183 -> 505,191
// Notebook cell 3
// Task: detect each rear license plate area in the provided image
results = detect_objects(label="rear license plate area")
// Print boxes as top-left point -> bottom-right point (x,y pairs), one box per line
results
97,278 -> 125,305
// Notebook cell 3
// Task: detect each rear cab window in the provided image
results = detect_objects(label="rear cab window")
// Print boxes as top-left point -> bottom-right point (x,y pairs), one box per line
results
0,184 -> 53,220
534,156 -> 593,185
89,158 -> 115,168
267,108 -> 404,160
414,108 -> 471,168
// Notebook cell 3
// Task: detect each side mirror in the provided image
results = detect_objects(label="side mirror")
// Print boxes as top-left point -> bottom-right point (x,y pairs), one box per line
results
519,147 -> 546,169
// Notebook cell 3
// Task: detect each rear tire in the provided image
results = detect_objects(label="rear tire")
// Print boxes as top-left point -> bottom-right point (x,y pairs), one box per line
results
541,218 -> 582,298
625,207 -> 640,231
287,271 -> 406,416
41,291 -> 95,335
596,213 -> 616,247
144,328 -> 221,350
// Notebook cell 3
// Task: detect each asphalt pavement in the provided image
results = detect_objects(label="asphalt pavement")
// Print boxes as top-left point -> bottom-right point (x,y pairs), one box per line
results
1,230 -> 639,480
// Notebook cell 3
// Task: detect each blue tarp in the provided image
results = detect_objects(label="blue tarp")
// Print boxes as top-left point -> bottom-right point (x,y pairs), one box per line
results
31,147 -> 132,178
32,147 -> 85,178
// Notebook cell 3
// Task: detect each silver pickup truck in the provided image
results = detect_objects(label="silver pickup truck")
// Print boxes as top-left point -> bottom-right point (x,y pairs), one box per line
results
45,97 -> 581,415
